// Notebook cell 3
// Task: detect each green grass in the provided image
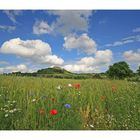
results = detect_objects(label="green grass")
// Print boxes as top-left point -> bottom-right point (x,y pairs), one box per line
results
0,75 -> 140,130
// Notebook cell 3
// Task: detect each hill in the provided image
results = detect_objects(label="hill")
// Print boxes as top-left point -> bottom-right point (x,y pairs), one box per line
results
37,67 -> 72,74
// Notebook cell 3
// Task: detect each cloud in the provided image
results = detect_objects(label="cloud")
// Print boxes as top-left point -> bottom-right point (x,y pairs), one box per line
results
123,49 -> 140,63
63,49 -> 112,73
63,64 -> 99,73
133,27 -> 140,33
105,40 -> 134,47
62,33 -> 112,73
3,10 -> 22,23
63,33 -> 97,55
33,20 -> 53,35
33,10 -> 92,35
0,64 -> 32,74
79,49 -> 112,66
0,38 -> 64,65
0,25 -> 16,32
105,35 -> 140,47
0,61 -> 9,65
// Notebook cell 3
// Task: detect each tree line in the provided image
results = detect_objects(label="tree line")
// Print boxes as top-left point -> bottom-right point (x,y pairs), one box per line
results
2,61 -> 140,81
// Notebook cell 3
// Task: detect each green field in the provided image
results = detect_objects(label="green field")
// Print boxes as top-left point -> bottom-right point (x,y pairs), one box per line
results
0,75 -> 140,130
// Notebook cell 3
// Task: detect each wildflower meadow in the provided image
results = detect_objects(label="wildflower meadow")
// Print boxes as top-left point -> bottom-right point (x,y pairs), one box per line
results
0,75 -> 140,130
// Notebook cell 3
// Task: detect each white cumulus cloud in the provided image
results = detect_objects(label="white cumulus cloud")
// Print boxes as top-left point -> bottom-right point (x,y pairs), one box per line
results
123,49 -> 140,63
33,20 -> 53,35
33,10 -> 92,35
63,49 -> 112,73
0,38 -> 64,65
0,64 -> 32,74
63,33 -> 97,55
63,64 -> 99,73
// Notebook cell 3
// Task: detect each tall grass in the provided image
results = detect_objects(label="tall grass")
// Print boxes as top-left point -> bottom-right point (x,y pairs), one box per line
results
0,75 -> 140,130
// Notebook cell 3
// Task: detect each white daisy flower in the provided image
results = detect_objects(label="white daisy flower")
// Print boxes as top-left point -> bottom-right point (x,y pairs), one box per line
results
13,101 -> 16,103
13,108 -> 17,112
56,85 -> 61,90
9,110 -> 14,113
68,84 -> 72,87
5,114 -> 9,117
90,124 -> 94,128
32,99 -> 36,102
0,108 -> 3,111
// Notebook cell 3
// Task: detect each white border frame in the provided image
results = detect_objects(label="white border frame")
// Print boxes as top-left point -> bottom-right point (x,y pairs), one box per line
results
0,131 -> 140,140
0,0 -> 140,139
0,0 -> 140,9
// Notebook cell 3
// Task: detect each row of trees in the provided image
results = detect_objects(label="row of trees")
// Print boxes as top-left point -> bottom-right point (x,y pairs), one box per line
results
106,61 -> 140,79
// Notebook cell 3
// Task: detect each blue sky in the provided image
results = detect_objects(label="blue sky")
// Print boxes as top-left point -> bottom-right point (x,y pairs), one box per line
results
0,10 -> 140,73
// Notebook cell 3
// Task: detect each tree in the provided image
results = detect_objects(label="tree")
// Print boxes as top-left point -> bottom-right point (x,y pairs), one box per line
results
106,61 -> 133,79
137,66 -> 140,76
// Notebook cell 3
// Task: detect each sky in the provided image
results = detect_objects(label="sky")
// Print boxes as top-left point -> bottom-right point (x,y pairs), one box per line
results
0,10 -> 140,74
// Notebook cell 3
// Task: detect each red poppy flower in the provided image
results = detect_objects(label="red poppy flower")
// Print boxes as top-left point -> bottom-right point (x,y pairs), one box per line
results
73,83 -> 81,89
50,109 -> 58,115
39,108 -> 45,115
51,98 -> 56,101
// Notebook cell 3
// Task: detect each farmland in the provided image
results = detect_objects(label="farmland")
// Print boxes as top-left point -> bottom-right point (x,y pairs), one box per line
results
0,75 -> 140,130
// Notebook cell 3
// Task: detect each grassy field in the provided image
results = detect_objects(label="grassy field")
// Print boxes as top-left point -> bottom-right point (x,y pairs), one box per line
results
0,75 -> 140,130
